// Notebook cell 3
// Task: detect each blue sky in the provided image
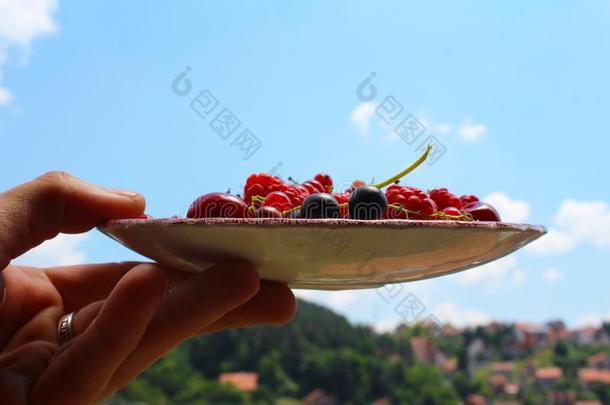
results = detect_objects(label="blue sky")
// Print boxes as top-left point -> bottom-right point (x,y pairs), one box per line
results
2,0 -> 610,330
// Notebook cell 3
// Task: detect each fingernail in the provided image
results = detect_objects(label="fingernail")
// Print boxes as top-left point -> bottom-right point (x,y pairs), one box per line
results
108,188 -> 141,199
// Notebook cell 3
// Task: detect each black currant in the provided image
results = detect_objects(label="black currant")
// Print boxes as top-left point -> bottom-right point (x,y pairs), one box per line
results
300,193 -> 340,219
348,185 -> 387,220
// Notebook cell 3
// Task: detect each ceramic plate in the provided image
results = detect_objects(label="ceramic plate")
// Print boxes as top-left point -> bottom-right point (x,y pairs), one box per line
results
98,218 -> 546,290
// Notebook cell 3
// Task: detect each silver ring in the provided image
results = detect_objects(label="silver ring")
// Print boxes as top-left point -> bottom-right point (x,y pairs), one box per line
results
57,312 -> 75,345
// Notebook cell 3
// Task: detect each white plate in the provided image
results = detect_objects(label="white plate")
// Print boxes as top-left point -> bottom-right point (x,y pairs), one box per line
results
99,218 -> 546,290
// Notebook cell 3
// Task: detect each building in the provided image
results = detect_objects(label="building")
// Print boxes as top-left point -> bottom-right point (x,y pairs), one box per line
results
578,368 -> 610,387
303,389 -> 337,405
489,374 -> 509,395
547,391 -> 575,405
588,353 -> 610,370
515,323 -> 549,351
410,335 -> 435,363
218,372 -> 258,392
571,326 -> 599,346
465,394 -> 488,405
491,362 -> 516,379
535,367 -> 562,389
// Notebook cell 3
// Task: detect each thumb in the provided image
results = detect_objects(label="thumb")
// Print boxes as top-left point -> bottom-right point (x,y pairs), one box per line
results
0,172 -> 145,269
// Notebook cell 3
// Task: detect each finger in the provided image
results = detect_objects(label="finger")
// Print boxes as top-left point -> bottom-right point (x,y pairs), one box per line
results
0,171 -> 145,269
31,264 -> 166,405
0,341 -> 57,405
103,261 -> 259,395
45,261 -> 192,312
199,281 -> 296,334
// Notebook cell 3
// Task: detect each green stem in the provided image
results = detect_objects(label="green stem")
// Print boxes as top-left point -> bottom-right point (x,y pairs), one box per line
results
373,145 -> 432,189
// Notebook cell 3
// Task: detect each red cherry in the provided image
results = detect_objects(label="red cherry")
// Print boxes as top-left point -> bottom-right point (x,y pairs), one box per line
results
187,193 -> 248,218
255,206 -> 283,218
263,191 -> 292,212
463,201 -> 501,222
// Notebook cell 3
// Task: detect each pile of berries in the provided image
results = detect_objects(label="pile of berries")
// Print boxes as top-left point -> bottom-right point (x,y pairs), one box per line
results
186,146 -> 501,222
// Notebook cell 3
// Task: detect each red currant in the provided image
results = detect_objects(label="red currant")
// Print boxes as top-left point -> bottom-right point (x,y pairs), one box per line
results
314,173 -> 333,191
263,191 -> 292,212
442,206 -> 462,217
460,194 -> 479,206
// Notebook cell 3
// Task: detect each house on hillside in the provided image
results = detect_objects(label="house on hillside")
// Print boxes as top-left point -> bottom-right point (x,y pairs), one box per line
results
489,374 -> 508,395
218,372 -> 258,392
535,367 -> 562,389
465,393 -> 488,405
578,368 -> 610,387
514,323 -> 549,351
490,361 -> 515,379
303,389 -> 337,405
588,353 -> 610,370
572,327 -> 598,346
410,335 -> 435,363
547,320 -> 569,340
467,338 -> 489,376
546,391 -> 575,405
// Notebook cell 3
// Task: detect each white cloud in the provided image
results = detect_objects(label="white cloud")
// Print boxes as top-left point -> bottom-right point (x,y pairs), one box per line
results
14,233 -> 87,267
576,313 -> 610,328
433,301 -> 491,327
554,200 -> 610,248
542,268 -> 564,283
457,118 -> 487,142
293,289 -> 362,311
483,192 -> 531,223
0,0 -> 58,107
350,102 -> 376,134
526,229 -> 577,255
372,318 -> 402,333
326,290 -> 359,308
0,86 -> 10,106
527,199 -> 610,256
456,256 -> 525,290
435,123 -> 452,135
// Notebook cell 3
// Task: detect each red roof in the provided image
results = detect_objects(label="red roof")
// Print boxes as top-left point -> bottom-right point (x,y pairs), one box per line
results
465,394 -> 487,405
579,368 -> 610,384
218,372 -> 258,392
535,367 -> 562,380
588,352 -> 610,366
489,374 -> 508,387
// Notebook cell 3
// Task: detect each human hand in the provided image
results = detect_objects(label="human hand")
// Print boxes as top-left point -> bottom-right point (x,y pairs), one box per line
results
0,172 -> 296,405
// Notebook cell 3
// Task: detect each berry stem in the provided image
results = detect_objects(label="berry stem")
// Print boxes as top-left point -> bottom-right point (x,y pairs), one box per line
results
282,206 -> 300,217
373,145 -> 432,189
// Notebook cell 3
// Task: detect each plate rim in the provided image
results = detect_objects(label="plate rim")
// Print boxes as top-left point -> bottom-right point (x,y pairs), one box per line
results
100,217 -> 547,234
